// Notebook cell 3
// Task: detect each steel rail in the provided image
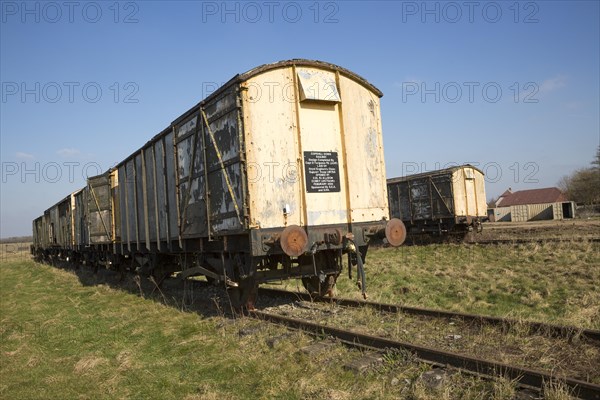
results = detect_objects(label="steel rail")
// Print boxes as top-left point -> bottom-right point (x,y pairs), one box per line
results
466,238 -> 600,245
258,287 -> 600,343
251,310 -> 600,400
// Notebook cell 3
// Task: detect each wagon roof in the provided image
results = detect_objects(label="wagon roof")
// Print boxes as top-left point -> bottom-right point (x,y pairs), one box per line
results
114,59 -> 383,170
45,192 -> 74,214
172,59 -> 383,126
387,164 -> 484,184
240,59 -> 383,97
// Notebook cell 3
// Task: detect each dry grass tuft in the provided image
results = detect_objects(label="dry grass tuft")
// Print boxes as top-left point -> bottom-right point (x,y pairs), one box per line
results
491,376 -> 517,400
73,355 -> 108,374
543,380 -> 575,400
323,389 -> 351,400
116,350 -> 134,371
43,375 -> 63,385
184,383 -> 220,400
26,356 -> 40,368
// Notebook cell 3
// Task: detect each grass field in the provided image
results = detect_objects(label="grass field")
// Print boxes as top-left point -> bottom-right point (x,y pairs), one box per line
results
334,239 -> 600,330
1,234 -> 598,399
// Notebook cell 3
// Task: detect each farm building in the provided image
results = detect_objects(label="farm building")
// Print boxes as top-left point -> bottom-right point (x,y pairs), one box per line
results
488,187 -> 575,222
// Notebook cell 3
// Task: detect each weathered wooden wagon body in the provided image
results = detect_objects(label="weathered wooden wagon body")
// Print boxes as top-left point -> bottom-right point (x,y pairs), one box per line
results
32,60 -> 405,302
387,165 -> 487,237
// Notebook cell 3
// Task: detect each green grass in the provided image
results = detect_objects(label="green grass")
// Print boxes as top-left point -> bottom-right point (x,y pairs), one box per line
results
2,257 -> 552,400
335,241 -> 600,329
1,259 -> 274,398
3,239 -> 595,399
1,259 -> 249,399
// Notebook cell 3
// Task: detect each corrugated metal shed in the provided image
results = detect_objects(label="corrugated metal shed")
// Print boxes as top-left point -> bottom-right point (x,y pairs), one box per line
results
528,203 -> 554,221
491,207 -> 511,222
488,201 -> 575,222
511,205 -> 529,222
553,201 -> 576,219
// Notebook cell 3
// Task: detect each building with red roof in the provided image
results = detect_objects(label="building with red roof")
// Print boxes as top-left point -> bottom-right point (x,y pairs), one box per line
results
489,187 -> 574,222
495,187 -> 567,207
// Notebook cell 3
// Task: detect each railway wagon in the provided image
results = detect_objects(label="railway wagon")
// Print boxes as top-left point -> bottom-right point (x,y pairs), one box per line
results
387,165 -> 487,238
32,192 -> 76,260
32,215 -> 47,255
73,188 -> 89,255
32,59 -> 406,305
66,172 -> 119,267
86,171 -> 119,252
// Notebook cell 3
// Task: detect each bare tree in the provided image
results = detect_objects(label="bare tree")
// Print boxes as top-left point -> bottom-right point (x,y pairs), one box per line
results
592,145 -> 600,169
559,148 -> 600,205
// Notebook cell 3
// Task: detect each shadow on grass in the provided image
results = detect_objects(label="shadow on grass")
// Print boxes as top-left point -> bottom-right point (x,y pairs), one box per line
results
45,258 -> 300,322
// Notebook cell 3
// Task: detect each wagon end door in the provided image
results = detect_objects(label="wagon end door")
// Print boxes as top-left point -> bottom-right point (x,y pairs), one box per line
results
295,67 -> 348,227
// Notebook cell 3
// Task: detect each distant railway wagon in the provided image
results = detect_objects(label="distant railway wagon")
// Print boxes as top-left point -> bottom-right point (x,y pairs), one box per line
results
32,59 -> 406,307
32,215 -> 47,251
387,165 -> 487,238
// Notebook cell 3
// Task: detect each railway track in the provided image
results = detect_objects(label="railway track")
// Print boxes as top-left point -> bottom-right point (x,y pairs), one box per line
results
465,237 -> 600,245
251,310 -> 600,399
52,260 -> 600,346
258,287 -> 600,343
42,260 -> 600,397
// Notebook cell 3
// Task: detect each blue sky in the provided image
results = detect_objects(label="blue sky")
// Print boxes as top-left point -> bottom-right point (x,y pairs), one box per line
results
1,0 -> 599,237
